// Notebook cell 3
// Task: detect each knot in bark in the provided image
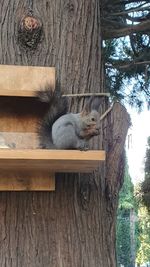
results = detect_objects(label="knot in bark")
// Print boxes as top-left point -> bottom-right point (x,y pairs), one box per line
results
17,15 -> 43,50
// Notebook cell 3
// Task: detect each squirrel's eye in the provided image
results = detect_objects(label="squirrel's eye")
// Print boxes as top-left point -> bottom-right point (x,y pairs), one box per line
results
91,117 -> 95,121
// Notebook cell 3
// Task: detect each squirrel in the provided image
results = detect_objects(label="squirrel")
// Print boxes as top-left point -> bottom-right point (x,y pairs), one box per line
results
36,85 -> 101,150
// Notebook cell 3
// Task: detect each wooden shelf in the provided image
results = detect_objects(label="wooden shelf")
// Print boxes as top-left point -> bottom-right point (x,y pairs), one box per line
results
0,64 -> 106,191
0,65 -> 55,97
0,149 -> 105,173
0,89 -> 40,97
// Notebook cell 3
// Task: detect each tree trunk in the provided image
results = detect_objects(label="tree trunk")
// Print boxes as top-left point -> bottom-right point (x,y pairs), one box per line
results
0,0 -> 130,266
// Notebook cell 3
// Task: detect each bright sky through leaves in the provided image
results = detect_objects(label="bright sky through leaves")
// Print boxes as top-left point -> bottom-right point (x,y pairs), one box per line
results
126,107 -> 150,184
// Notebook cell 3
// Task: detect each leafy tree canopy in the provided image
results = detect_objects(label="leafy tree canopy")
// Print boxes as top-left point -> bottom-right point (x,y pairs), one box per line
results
102,0 -> 150,39
119,164 -> 135,210
136,206 -> 150,265
116,163 -> 139,267
102,1 -> 150,109
141,137 -> 150,210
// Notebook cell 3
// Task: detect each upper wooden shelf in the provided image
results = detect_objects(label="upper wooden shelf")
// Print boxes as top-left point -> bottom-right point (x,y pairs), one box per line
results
0,149 -> 105,173
0,65 -> 55,97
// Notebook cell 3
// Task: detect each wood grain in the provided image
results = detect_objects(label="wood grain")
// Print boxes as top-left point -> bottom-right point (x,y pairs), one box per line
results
0,65 -> 55,96
0,65 -> 55,191
0,171 -> 55,191
0,97 -> 47,132
0,132 -> 38,149
0,149 -> 105,172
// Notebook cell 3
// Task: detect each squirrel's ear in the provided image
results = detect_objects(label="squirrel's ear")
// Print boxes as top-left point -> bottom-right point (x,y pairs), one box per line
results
81,96 -> 94,116
90,97 -> 101,111
81,96 -> 101,115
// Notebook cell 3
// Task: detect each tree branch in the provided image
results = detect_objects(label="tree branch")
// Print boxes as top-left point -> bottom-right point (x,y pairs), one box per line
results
117,60 -> 150,69
106,60 -> 150,70
112,0 -> 150,5
102,19 -> 150,39
127,13 -> 150,23
110,5 -> 150,17
142,87 -> 150,97
129,35 -> 138,57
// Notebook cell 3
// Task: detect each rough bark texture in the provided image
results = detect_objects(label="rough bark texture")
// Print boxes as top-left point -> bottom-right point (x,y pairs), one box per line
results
0,0 -> 130,266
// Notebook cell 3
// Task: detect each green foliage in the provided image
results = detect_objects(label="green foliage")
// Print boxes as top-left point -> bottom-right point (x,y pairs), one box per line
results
116,164 -> 139,267
141,137 -> 150,210
145,137 -> 150,176
133,138 -> 150,264
102,1 -> 150,109
103,36 -> 150,110
117,209 -> 131,267
119,165 -> 135,210
136,207 -> 150,265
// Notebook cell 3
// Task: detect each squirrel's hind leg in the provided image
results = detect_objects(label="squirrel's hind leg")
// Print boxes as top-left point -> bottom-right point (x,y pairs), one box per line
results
52,125 -> 78,149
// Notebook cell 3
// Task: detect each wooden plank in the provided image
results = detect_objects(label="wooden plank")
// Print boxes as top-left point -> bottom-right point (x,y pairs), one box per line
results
0,149 -> 105,161
0,132 -> 38,149
0,97 -> 46,133
0,149 -> 105,172
0,65 -> 55,97
0,171 -> 55,191
0,133 -> 55,191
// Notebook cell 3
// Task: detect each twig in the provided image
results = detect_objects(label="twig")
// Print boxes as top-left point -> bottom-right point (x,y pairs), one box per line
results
62,93 -> 110,97
100,105 -> 113,121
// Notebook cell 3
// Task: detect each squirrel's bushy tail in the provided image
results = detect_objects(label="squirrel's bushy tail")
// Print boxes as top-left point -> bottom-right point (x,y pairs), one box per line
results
36,86 -> 68,148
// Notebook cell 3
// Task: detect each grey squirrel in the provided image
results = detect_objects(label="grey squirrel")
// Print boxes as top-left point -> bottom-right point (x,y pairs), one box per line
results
37,86 -> 101,150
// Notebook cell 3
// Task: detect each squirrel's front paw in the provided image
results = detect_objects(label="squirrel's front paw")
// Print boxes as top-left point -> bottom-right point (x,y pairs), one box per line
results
95,128 -> 100,136
78,144 -> 89,151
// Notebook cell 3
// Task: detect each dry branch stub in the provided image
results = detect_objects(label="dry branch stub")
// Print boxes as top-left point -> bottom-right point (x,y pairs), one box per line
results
106,102 -> 131,201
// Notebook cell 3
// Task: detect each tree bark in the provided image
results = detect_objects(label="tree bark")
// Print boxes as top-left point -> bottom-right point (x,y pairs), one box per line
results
0,0 -> 130,266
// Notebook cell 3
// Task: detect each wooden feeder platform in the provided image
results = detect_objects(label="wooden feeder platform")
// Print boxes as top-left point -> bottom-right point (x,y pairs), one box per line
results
0,65 -> 105,191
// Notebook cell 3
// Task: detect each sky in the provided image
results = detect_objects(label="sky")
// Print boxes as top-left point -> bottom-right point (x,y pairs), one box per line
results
126,106 -> 150,184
